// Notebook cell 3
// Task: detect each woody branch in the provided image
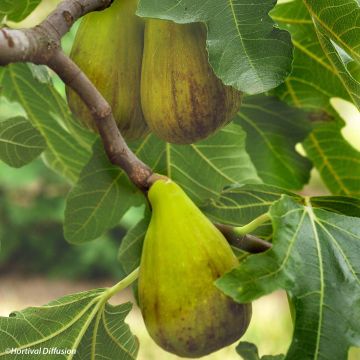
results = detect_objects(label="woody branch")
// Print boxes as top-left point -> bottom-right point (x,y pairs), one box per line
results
0,0 -> 152,191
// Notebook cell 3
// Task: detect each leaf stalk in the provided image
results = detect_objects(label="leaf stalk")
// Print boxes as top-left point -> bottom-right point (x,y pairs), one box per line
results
234,213 -> 271,235
105,267 -> 140,301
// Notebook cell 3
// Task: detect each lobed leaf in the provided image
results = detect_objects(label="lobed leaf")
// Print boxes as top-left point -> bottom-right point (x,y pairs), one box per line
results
218,195 -> 360,360
0,289 -> 138,359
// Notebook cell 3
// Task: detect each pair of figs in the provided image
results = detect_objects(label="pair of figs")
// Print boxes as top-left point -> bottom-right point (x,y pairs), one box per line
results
139,178 -> 252,357
66,0 -> 242,144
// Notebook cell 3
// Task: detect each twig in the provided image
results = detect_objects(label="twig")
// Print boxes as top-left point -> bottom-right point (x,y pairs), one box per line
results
216,223 -> 272,254
0,0 -> 152,191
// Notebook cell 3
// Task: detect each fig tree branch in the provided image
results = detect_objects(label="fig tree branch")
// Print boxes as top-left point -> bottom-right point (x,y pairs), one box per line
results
0,0 -> 272,252
0,0 -> 152,191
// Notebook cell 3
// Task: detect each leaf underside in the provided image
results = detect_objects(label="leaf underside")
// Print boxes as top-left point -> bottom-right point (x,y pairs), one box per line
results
0,289 -> 138,359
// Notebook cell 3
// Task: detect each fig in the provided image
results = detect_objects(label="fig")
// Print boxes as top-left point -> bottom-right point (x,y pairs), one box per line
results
139,178 -> 251,358
66,0 -> 148,140
140,20 -> 242,144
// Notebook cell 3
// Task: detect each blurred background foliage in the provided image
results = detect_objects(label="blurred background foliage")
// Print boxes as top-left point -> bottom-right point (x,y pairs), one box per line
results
0,158 -> 131,279
0,0 -> 359,359
0,0 -> 130,281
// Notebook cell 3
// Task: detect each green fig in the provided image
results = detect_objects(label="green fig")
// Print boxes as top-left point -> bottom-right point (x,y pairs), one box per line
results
66,0 -> 148,140
140,20 -> 242,144
139,178 -> 251,358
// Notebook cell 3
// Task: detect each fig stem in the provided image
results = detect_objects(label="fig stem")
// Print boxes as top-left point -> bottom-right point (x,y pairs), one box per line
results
0,0 -> 153,191
234,213 -> 271,235
105,267 -> 139,300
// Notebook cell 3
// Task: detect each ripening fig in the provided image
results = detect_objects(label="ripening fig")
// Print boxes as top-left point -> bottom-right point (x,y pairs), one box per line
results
66,0 -> 148,140
139,177 -> 251,358
140,20 -> 242,144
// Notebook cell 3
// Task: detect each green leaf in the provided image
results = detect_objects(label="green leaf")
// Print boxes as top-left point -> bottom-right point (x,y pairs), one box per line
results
65,123 -> 259,244
271,1 -> 360,196
237,96 -> 312,190
236,342 -> 284,360
0,0 -> 41,22
157,123 -> 261,203
0,289 -> 138,359
303,122 -> 360,196
118,212 -> 151,275
137,0 -> 293,94
302,0 -> 360,64
0,64 -> 92,183
237,342 -> 260,360
272,0 -> 352,113
311,196 -> 360,217
0,116 -> 46,167
218,195 -> 360,360
64,141 -> 144,244
202,184 -> 297,238
314,20 -> 360,110
0,97 -> 25,121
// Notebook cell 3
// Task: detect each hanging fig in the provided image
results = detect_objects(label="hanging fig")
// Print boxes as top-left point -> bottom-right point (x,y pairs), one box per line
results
140,20 -> 242,144
66,0 -> 148,140
139,177 -> 251,358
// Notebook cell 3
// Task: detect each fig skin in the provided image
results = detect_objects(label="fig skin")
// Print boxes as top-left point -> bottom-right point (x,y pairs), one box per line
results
66,0 -> 148,140
140,20 -> 242,144
139,178 -> 252,358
